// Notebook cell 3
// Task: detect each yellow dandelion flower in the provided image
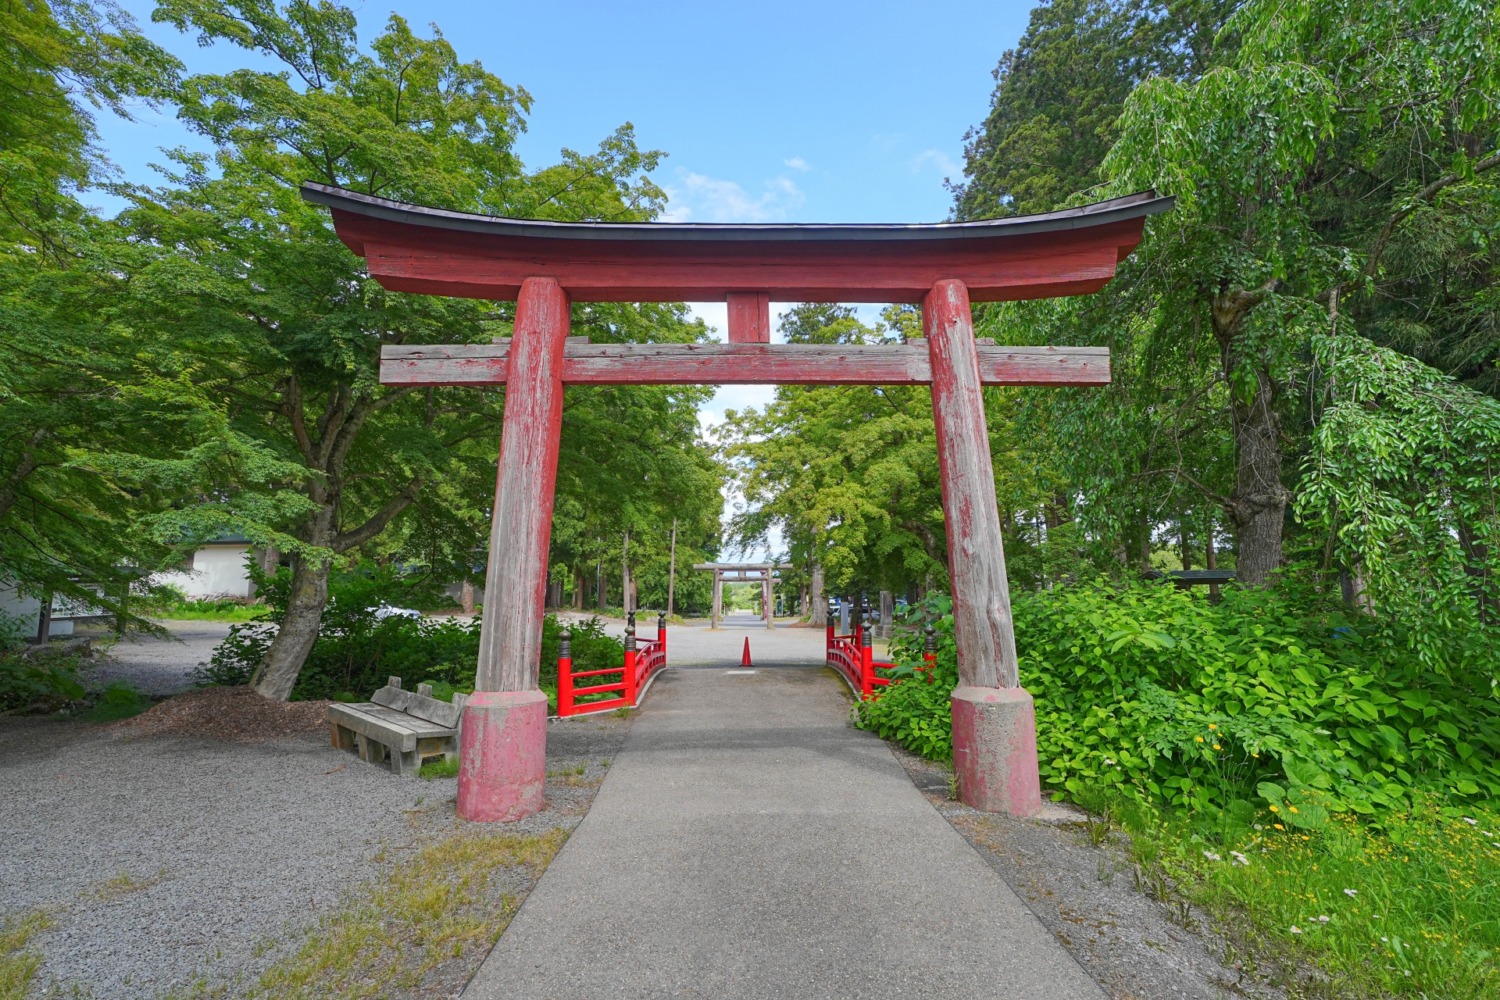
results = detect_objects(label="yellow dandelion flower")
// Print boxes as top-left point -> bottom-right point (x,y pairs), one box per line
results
1289,806 -> 1299,814
1209,724 -> 1217,730
1252,752 -> 1260,758
1269,805 -> 1280,813
1274,823 -> 1285,830
1213,744 -> 1222,751
1195,736 -> 1205,743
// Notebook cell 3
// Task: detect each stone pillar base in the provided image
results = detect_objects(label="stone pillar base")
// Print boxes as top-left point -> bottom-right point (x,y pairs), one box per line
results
457,690 -> 547,823
951,686 -> 1042,816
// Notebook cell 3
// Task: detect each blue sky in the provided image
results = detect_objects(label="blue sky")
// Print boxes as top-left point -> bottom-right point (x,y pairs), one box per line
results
92,0 -> 1037,557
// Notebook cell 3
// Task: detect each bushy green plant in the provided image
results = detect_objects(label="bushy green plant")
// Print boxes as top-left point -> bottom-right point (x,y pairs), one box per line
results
81,681 -> 151,722
855,582 -> 1500,820
0,610 -> 90,713
0,653 -> 87,714
201,602 -> 623,711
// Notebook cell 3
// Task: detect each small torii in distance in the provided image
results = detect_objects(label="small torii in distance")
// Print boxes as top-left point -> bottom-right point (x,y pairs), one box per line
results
692,562 -> 792,629
303,183 -> 1171,823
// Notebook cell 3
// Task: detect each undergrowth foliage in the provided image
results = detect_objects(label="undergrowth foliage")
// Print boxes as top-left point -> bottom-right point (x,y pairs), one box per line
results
855,583 -> 1500,821
198,562 -> 622,704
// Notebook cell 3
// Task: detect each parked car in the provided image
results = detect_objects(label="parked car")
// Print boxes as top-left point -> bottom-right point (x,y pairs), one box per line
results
368,603 -> 421,621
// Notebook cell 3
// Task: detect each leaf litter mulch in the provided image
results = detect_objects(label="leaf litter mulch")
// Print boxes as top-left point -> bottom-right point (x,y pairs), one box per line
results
114,685 -> 330,741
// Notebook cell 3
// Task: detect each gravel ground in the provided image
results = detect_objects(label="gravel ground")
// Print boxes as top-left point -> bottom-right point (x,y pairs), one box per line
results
77,621 -> 236,697
0,707 -> 629,999
891,748 -> 1283,1000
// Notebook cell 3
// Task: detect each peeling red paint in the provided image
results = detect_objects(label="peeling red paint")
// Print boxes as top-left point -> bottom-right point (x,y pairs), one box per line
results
456,690 -> 548,822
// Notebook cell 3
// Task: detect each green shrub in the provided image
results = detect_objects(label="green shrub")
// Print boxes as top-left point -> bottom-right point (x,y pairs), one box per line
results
0,653 -> 87,713
0,611 -> 90,713
201,605 -> 623,711
855,582 -> 1500,819
81,681 -> 152,722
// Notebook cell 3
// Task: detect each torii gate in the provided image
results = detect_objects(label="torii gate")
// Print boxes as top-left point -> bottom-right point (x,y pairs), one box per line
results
694,562 -> 792,628
302,183 -> 1170,823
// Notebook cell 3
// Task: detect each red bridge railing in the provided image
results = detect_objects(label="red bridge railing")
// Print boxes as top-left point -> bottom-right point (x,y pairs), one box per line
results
557,612 -> 669,717
825,604 -> 939,698
824,601 -> 897,698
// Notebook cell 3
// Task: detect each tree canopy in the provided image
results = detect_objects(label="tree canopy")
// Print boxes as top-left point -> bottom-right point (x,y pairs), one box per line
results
723,0 -> 1500,671
1,0 -> 724,697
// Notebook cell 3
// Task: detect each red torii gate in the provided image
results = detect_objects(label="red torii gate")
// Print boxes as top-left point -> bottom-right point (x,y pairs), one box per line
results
303,183 -> 1170,822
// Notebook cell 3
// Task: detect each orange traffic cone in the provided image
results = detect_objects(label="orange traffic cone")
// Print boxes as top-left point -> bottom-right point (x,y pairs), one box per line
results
741,637 -> 753,667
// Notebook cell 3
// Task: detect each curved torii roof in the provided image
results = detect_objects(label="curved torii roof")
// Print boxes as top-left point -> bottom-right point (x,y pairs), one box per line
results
301,183 -> 1171,304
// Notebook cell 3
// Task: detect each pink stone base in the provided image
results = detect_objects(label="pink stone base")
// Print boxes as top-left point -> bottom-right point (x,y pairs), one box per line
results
456,690 -> 547,823
951,685 -> 1042,816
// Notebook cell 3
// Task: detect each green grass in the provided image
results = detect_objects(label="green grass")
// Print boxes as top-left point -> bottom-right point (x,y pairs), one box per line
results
418,756 -> 460,780
250,828 -> 567,999
1,910 -> 53,1000
155,601 -> 267,623
1115,795 -> 1500,998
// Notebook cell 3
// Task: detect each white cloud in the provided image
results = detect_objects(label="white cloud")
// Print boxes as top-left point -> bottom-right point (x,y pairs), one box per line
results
911,148 -> 961,179
662,170 -> 806,223
783,156 -> 810,172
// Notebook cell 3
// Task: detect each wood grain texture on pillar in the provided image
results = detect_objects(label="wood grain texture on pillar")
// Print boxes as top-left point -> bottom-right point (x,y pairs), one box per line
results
924,279 -> 1020,688
478,277 -> 570,692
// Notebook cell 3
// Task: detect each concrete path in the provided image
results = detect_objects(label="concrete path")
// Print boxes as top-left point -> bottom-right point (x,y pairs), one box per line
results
465,665 -> 1104,999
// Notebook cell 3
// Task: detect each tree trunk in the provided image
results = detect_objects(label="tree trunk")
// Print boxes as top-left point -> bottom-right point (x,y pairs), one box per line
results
1226,368 -> 1287,585
620,531 -> 632,613
810,566 -> 834,620
252,551 -> 332,701
1341,564 -> 1375,614
667,518 -> 677,617
460,579 -> 476,615
1213,286 -> 1288,587
1205,529 -> 1221,601
1179,522 -> 1193,571
878,590 -> 894,639
572,571 -> 585,611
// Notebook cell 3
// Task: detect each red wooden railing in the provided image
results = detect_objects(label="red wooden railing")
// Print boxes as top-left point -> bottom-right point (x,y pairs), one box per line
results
825,605 -> 942,698
557,612 -> 670,717
825,601 -> 898,698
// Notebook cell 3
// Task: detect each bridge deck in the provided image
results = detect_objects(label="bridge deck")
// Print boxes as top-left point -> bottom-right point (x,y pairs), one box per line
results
464,665 -> 1103,999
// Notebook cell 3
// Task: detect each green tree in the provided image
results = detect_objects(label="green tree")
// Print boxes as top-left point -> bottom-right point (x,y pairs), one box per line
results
0,1 -> 194,625
954,0 -> 1231,218
120,1 -> 719,699
1103,0 -> 1500,590
721,305 -> 1070,600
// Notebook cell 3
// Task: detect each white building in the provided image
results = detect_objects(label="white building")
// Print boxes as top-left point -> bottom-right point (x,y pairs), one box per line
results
0,582 -> 73,641
153,536 -> 263,600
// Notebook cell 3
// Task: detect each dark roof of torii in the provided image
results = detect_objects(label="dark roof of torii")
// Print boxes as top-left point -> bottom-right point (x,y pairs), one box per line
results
301,183 -> 1172,303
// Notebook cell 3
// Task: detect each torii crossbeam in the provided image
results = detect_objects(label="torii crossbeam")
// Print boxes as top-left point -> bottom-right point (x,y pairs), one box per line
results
303,183 -> 1170,822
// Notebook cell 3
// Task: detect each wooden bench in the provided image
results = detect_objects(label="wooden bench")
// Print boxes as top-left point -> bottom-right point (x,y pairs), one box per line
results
328,676 -> 466,776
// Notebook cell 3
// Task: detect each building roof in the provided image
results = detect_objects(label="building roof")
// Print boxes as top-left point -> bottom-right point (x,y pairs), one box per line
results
302,184 -> 1172,304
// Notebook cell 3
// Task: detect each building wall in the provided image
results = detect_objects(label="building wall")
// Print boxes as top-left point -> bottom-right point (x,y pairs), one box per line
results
1,582 -> 75,640
154,544 -> 256,599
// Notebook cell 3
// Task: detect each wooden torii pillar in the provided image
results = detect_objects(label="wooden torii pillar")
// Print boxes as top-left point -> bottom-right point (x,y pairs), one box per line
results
303,183 -> 1170,822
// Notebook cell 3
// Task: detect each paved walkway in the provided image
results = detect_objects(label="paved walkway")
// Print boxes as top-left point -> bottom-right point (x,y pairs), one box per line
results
465,662 -> 1104,999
